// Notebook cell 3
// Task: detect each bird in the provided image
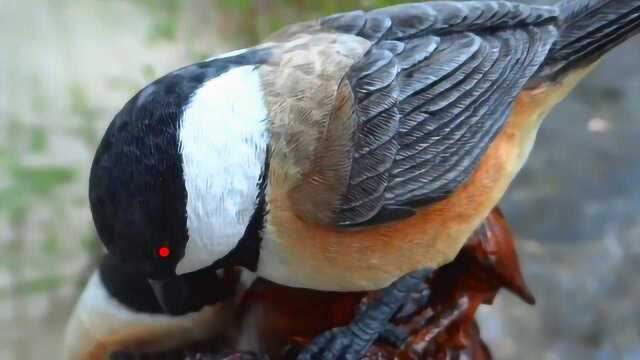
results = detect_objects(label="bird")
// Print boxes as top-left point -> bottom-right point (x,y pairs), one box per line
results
63,254 -> 237,359
87,0 -> 640,358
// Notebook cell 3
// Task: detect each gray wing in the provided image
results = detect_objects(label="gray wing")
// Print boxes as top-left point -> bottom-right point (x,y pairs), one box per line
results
320,2 -> 560,226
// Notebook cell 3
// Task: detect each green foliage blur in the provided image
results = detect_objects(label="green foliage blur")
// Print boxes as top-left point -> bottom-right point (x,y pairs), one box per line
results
217,0 -> 408,45
0,119 -> 76,297
0,89 -> 100,298
132,0 -> 411,48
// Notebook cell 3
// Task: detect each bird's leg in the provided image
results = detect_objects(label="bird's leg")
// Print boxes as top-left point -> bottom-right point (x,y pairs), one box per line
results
298,267 -> 433,360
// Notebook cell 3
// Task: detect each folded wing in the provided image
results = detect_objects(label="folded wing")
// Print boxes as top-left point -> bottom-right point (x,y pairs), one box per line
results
279,2 -> 559,227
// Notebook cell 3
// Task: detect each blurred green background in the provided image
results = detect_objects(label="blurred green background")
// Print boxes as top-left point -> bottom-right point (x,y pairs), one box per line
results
0,1 -> 638,359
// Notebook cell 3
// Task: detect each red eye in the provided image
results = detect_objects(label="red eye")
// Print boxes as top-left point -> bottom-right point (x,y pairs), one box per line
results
157,246 -> 171,258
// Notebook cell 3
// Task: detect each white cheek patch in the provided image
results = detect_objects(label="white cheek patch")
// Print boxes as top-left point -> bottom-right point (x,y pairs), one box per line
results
177,65 -> 268,275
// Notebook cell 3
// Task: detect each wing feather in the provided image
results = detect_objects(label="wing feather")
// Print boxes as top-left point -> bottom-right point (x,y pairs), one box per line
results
275,1 -> 560,226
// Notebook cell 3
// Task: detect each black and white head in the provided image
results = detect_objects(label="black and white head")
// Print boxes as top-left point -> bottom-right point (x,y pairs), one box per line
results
89,49 -> 271,315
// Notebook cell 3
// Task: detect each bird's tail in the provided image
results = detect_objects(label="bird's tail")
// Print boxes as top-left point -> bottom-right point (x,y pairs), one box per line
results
536,0 -> 640,81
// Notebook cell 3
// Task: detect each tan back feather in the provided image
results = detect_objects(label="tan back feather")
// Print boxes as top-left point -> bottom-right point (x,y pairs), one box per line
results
259,34 -> 369,224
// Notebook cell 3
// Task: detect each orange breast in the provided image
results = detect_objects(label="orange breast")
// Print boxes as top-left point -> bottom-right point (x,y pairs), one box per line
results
260,65 -> 596,291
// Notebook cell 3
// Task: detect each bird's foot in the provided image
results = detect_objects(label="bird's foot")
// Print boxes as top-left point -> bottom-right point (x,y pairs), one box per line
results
378,324 -> 410,348
297,325 -> 373,360
298,268 -> 433,360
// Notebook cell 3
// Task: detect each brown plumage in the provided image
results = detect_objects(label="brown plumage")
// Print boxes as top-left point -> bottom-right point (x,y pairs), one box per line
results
261,34 -> 368,225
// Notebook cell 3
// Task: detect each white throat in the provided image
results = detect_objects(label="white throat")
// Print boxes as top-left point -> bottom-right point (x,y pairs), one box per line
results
64,271 -> 226,359
177,65 -> 268,275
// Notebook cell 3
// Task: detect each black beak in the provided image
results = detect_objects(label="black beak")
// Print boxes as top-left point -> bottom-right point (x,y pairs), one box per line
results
148,276 -> 189,315
147,267 -> 233,316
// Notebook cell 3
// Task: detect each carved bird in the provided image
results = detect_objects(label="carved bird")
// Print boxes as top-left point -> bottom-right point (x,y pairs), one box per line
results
86,1 -> 640,358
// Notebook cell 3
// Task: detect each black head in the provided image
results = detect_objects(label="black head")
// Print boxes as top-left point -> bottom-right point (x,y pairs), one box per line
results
90,64 -> 197,279
89,48 -> 271,314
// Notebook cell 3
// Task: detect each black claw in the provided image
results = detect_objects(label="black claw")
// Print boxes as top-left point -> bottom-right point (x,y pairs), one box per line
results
378,325 -> 409,348
300,268 -> 434,360
321,343 -> 340,360
299,327 -> 353,360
